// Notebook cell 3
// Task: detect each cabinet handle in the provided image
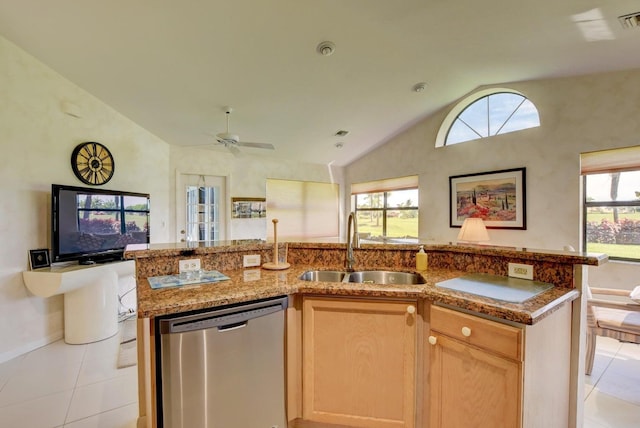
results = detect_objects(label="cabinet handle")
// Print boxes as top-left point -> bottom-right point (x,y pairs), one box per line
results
406,305 -> 416,314
461,326 -> 472,337
428,336 -> 437,345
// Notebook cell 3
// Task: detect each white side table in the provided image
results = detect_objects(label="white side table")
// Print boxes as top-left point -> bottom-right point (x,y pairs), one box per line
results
23,260 -> 135,344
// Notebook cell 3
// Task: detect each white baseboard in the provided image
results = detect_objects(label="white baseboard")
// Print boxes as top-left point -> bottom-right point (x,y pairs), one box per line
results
0,331 -> 64,364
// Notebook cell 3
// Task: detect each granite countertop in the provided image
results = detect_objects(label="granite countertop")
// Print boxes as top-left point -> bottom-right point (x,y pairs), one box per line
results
137,264 -> 579,325
126,240 -> 607,267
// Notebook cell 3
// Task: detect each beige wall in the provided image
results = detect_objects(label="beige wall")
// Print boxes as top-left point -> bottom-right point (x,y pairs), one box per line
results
0,36 -> 172,361
169,146 -> 344,241
0,35 -> 345,361
345,69 -> 640,287
3,31 -> 638,362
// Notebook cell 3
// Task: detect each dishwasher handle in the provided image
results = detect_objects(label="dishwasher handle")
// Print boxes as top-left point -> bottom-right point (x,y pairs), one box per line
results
217,321 -> 247,332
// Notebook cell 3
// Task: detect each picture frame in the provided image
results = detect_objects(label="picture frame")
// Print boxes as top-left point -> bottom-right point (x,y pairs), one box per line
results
29,248 -> 51,270
449,167 -> 526,229
231,197 -> 266,219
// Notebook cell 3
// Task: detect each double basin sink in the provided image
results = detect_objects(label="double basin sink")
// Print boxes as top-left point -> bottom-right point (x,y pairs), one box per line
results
300,269 -> 426,285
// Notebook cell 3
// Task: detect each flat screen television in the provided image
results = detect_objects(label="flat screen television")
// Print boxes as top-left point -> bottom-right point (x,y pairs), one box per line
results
51,184 -> 150,264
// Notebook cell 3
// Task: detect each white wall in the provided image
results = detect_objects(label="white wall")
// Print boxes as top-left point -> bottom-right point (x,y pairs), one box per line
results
345,69 -> 640,287
0,36 -> 172,362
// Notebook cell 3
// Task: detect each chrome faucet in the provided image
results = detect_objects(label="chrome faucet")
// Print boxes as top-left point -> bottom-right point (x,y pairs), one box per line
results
345,212 -> 360,271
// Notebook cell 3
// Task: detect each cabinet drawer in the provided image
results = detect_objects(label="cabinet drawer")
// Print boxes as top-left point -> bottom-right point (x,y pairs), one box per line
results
430,305 -> 522,361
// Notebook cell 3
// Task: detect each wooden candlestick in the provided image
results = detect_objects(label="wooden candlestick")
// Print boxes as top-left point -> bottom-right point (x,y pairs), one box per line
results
262,219 -> 290,270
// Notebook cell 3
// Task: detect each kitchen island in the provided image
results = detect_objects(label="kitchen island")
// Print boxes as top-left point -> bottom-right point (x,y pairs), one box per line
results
125,241 -> 605,428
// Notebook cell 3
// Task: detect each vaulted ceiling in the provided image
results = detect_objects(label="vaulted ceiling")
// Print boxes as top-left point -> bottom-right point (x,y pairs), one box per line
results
1,1 -> 639,166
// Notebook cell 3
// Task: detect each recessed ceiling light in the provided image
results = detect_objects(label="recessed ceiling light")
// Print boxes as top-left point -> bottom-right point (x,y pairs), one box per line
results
335,130 -> 349,137
413,82 -> 427,92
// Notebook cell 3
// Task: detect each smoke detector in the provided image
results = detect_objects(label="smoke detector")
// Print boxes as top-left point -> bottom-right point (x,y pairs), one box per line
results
317,41 -> 336,56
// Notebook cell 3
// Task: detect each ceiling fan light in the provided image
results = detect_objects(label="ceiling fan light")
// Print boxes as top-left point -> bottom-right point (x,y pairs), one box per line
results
217,132 -> 239,144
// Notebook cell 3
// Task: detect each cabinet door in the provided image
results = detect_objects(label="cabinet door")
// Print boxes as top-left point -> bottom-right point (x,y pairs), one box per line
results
429,334 -> 522,428
303,297 -> 417,428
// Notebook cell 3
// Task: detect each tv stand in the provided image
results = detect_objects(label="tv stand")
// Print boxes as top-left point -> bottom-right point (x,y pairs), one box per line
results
22,261 -> 135,344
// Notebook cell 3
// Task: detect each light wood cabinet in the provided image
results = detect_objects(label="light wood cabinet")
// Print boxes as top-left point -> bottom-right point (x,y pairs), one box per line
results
302,296 -> 418,428
429,305 -> 522,428
427,304 -> 572,428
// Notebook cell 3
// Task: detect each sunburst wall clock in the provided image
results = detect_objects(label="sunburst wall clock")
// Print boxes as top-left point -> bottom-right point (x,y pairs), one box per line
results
71,142 -> 115,185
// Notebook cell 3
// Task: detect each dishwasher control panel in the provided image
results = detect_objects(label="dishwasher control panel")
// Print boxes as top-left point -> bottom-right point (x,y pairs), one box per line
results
158,295 -> 288,334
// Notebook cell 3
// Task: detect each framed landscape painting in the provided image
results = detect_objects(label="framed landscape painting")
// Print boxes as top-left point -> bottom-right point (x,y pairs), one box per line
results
449,167 -> 526,229
231,197 -> 266,219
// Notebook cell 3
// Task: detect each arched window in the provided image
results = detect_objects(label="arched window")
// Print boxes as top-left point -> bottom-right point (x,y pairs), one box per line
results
435,88 -> 540,147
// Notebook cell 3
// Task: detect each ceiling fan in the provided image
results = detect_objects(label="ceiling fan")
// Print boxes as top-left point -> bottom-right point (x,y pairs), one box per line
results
210,106 -> 275,154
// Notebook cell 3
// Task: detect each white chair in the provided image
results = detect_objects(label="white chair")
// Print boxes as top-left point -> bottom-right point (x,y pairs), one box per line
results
585,285 -> 640,375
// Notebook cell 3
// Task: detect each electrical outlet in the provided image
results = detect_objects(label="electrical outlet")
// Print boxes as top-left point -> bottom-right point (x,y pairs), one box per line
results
508,262 -> 533,280
179,258 -> 201,273
243,254 -> 261,267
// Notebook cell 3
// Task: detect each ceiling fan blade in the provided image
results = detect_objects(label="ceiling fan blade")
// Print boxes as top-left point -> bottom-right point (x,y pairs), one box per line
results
236,141 -> 275,150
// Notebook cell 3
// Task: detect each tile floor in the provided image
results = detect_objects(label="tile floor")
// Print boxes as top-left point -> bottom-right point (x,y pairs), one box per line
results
584,336 -> 640,427
0,333 -> 638,427
0,322 -> 138,428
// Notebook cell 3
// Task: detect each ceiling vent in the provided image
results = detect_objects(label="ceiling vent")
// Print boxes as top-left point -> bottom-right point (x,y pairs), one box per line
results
618,12 -> 640,29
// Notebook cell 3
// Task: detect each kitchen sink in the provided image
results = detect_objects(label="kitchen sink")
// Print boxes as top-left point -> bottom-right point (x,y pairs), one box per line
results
347,270 -> 426,285
299,270 -> 425,285
299,270 -> 349,282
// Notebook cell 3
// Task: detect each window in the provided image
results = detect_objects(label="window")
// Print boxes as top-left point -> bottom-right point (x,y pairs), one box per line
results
436,89 -> 540,147
185,185 -> 220,243
582,146 -> 640,261
351,176 -> 418,243
179,174 -> 226,243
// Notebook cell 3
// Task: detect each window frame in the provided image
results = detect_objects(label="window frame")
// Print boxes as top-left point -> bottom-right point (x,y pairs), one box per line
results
185,184 -> 220,243
435,88 -> 540,147
582,172 -> 640,262
353,188 -> 419,243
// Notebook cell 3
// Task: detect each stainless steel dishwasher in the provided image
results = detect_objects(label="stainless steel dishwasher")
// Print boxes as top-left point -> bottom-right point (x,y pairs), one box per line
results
157,295 -> 288,428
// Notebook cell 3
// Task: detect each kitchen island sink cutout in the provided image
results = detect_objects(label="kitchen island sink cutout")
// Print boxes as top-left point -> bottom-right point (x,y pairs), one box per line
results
299,270 -> 426,285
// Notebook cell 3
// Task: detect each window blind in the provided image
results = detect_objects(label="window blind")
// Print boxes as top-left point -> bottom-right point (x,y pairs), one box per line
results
580,145 -> 640,174
266,179 -> 339,239
350,175 -> 418,195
